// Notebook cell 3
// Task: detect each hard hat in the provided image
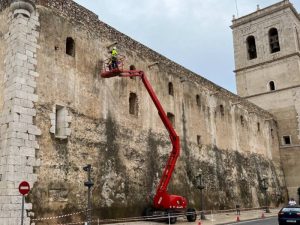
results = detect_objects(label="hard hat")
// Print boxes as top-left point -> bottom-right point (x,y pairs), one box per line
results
113,46 -> 117,50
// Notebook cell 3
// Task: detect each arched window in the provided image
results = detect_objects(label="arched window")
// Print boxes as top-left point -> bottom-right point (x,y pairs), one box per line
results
168,82 -> 174,96
167,112 -> 175,127
269,28 -> 280,53
129,93 -> 138,116
66,37 -> 75,57
196,95 -> 201,106
269,81 -> 276,91
246,36 -> 257,60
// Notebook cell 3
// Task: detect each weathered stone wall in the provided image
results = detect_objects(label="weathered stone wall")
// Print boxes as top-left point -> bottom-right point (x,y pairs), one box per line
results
232,0 -> 300,202
247,88 -> 300,146
247,87 -> 300,200
0,5 -> 8,113
0,1 -> 40,224
0,0 -> 287,224
280,147 -> 300,201
0,6 -> 9,223
236,56 -> 300,97
26,1 -> 286,223
0,0 -> 11,12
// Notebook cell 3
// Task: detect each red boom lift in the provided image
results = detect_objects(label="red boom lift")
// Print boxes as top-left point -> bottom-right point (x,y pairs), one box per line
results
101,58 -> 196,223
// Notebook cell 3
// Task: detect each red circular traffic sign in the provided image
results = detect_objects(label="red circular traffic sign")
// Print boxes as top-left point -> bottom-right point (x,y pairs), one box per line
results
19,181 -> 30,195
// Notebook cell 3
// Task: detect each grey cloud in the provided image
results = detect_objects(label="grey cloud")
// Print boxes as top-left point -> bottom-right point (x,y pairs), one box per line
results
75,0 -> 300,93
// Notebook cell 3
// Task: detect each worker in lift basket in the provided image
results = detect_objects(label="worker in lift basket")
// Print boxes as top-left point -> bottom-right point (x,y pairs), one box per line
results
110,46 -> 118,69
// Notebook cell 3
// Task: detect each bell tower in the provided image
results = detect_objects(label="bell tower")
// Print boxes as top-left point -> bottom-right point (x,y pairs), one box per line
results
231,0 -> 300,201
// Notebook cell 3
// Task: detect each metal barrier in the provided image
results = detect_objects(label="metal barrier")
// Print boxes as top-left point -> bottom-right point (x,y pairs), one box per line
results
30,206 -> 280,225
102,55 -> 126,72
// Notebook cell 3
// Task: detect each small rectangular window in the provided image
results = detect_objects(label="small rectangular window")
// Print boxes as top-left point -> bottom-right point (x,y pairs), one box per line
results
196,95 -> 201,106
168,82 -> 174,96
167,112 -> 175,127
66,37 -> 75,57
240,116 -> 244,127
282,136 -> 291,145
55,105 -> 66,137
270,129 -> 274,138
296,28 -> 300,51
220,105 -> 224,116
129,93 -> 138,116
197,135 -> 201,145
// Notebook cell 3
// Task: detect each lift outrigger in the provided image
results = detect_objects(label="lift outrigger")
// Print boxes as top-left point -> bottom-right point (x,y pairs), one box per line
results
101,58 -> 196,224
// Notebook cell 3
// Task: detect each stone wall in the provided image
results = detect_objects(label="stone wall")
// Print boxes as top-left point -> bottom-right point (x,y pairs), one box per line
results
0,1 -> 40,225
0,4 -> 8,113
280,147 -> 300,201
247,87 -> 300,200
231,0 -> 300,65
26,1 -> 286,223
232,0 -> 300,202
0,0 -> 287,224
0,0 -> 11,12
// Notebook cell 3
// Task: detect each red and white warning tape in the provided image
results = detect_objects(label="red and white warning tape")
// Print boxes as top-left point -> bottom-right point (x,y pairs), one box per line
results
32,209 -> 90,221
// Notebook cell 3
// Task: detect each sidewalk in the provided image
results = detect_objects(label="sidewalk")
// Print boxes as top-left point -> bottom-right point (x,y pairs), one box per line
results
194,209 -> 278,225
105,208 -> 279,225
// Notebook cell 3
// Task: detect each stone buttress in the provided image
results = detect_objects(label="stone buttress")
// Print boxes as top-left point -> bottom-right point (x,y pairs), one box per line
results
0,0 -> 40,224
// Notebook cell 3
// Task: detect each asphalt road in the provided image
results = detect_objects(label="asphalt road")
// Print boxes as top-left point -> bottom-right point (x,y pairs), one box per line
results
231,217 -> 278,225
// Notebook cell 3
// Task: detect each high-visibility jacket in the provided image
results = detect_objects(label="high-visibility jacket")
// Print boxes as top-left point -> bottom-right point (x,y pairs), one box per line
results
112,49 -> 118,57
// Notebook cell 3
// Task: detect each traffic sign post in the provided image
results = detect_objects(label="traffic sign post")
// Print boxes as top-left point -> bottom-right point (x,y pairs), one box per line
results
21,195 -> 25,225
19,181 -> 30,225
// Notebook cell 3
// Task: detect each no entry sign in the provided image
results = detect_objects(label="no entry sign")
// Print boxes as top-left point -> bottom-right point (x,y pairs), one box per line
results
19,181 -> 30,195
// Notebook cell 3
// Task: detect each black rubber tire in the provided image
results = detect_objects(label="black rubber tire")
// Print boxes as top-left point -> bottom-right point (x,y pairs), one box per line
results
164,211 -> 177,224
143,207 -> 153,217
186,208 -> 197,222
168,216 -> 177,224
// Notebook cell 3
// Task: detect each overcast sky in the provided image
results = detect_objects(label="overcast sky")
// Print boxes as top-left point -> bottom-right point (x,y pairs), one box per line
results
74,0 -> 300,93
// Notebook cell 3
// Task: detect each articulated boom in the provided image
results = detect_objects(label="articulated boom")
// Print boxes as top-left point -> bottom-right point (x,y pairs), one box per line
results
101,67 -> 187,210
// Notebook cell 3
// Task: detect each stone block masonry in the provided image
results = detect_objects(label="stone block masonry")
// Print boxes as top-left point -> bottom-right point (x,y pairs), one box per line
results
0,0 -> 287,222
295,90 -> 300,140
0,0 -> 40,225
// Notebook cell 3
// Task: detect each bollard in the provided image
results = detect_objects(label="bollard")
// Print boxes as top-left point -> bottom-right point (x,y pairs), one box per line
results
210,210 -> 215,222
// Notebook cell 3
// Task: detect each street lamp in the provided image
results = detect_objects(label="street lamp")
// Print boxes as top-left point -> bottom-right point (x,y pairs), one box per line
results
83,164 -> 94,225
261,176 -> 270,213
196,171 -> 206,220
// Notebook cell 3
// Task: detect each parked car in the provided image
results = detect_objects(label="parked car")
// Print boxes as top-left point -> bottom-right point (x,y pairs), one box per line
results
278,205 -> 300,225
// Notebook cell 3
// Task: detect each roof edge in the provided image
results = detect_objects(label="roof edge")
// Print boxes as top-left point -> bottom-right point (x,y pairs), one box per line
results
231,0 -> 299,29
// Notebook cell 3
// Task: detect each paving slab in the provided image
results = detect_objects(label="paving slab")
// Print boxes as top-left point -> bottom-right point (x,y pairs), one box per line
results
102,208 -> 280,225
